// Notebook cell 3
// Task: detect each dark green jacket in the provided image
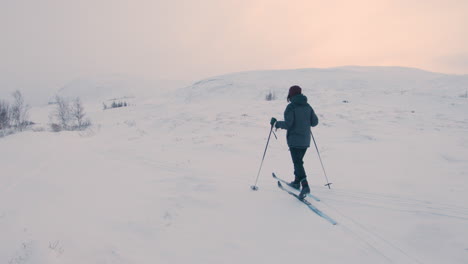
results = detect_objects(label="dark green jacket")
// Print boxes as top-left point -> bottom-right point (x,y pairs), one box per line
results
275,94 -> 318,148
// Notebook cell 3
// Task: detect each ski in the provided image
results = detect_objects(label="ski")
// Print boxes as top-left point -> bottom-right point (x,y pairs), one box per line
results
277,181 -> 337,225
272,173 -> 320,202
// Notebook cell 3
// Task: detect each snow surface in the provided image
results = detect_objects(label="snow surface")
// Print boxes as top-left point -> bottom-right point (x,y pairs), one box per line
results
1,66 -> 468,264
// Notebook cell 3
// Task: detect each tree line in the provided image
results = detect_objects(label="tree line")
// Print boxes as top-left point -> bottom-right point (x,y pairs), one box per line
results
0,91 -> 91,135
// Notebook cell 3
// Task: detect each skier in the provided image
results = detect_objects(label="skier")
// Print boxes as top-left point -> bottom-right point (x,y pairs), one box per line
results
270,85 -> 319,199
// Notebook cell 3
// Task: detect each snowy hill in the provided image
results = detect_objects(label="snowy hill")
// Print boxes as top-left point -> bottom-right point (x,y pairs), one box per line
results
1,67 -> 468,264
181,66 -> 468,102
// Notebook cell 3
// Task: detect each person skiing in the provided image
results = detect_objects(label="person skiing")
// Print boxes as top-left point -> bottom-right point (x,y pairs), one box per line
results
270,85 -> 319,199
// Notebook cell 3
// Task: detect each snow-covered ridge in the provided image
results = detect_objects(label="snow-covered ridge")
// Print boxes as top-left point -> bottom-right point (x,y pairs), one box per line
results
181,66 -> 468,102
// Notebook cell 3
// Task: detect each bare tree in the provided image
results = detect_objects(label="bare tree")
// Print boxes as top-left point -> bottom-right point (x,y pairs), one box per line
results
51,96 -> 90,131
10,91 -> 30,131
54,95 -> 71,130
71,97 -> 86,129
0,100 -> 10,130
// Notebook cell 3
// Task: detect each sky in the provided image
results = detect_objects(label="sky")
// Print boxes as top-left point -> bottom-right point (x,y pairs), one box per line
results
1,0 -> 468,101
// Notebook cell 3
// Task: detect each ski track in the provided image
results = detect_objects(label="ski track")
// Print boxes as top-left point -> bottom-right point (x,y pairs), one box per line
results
311,191 -> 425,263
313,187 -> 468,221
262,181 -> 451,264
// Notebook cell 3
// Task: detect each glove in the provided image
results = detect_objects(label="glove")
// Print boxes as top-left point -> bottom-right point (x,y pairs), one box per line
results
270,117 -> 277,126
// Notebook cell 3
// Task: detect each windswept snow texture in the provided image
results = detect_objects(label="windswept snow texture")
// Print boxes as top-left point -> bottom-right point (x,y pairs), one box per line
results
1,66 -> 468,264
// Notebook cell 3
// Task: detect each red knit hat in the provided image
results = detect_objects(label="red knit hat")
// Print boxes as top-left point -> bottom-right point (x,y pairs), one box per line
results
287,85 -> 302,101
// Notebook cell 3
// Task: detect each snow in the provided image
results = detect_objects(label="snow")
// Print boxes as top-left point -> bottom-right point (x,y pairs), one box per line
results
1,66 -> 468,263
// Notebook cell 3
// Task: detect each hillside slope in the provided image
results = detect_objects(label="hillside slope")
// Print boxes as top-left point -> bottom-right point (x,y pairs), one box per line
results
1,67 -> 468,264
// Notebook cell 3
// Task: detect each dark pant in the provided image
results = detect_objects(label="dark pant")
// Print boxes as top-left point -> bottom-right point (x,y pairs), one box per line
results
290,147 -> 308,183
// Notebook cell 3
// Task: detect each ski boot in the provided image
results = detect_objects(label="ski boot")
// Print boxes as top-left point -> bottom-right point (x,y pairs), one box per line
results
298,186 -> 310,200
287,181 -> 301,190
298,180 -> 310,200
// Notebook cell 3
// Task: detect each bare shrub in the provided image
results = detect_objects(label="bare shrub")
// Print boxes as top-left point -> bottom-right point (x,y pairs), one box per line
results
50,123 -> 62,132
265,91 -> 276,101
0,100 -> 10,130
105,100 -> 129,110
53,96 -> 71,130
71,97 -> 87,130
10,91 -> 30,131
80,118 -> 92,129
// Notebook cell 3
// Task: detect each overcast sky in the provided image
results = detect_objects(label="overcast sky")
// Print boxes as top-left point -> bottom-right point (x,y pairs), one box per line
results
1,0 -> 468,98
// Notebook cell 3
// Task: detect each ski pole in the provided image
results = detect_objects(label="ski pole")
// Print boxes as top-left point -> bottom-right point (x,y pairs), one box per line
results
251,124 -> 275,191
310,130 -> 332,189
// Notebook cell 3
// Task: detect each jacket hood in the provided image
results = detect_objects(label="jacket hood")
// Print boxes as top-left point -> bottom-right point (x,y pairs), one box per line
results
290,94 -> 308,105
